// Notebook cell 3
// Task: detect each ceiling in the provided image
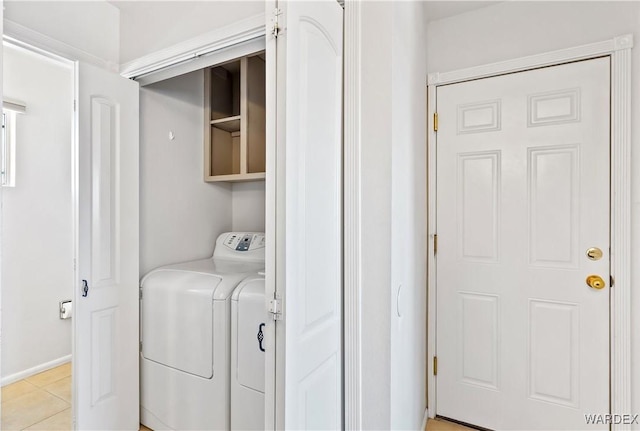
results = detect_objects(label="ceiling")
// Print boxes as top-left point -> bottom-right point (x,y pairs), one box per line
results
105,1 -> 134,11
106,1 -> 501,24
425,1 -> 501,22
106,0 -> 260,11
106,0 -> 159,11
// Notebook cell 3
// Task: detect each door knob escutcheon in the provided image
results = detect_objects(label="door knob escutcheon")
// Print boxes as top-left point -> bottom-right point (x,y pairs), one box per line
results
586,275 -> 605,289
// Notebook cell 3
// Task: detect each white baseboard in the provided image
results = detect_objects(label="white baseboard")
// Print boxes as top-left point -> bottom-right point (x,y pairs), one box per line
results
1,354 -> 71,387
421,408 -> 430,430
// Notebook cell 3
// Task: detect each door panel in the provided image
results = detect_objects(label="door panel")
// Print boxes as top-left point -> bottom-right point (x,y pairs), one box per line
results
436,58 -> 610,430
267,1 -> 343,429
529,146 -> 579,267
75,62 -> 139,430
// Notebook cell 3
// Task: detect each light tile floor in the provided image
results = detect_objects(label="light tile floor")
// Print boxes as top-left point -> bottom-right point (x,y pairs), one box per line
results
2,363 -> 71,431
1,363 -> 153,431
1,364 -> 468,431
426,417 -> 477,431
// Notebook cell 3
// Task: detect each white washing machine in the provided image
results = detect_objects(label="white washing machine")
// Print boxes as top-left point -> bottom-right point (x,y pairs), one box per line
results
140,232 -> 265,431
231,274 -> 267,430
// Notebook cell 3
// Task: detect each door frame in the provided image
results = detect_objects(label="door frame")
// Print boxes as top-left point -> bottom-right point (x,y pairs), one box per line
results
426,34 -> 633,425
343,2 -> 362,429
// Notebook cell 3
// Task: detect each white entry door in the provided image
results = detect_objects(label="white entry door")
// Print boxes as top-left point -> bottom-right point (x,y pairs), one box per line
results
74,62 -> 139,430
436,58 -> 610,430
265,1 -> 343,429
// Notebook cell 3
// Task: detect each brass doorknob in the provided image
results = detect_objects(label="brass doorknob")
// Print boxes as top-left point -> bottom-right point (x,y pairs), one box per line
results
586,247 -> 603,260
586,275 -> 606,290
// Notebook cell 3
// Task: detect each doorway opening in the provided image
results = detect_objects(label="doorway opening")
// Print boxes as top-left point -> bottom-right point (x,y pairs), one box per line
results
0,39 -> 74,430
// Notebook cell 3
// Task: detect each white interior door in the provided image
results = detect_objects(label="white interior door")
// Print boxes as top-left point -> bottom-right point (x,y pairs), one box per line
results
436,58 -> 610,430
74,61 -> 139,430
265,1 -> 343,429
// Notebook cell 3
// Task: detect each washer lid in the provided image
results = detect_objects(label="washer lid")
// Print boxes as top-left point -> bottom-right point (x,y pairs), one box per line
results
234,277 -> 267,393
141,270 -> 221,378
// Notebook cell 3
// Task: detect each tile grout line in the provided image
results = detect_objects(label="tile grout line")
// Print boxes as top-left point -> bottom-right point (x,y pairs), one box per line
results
0,382 -> 39,404
24,374 -> 72,389
42,387 -> 71,406
3,368 -> 70,431
22,363 -> 71,388
14,391 -> 68,431
20,406 -> 71,431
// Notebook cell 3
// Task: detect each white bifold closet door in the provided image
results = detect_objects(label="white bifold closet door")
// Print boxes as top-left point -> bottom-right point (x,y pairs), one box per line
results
74,61 -> 140,430
265,0 -> 343,429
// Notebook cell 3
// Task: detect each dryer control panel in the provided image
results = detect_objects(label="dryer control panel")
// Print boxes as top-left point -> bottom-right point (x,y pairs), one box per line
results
213,232 -> 266,261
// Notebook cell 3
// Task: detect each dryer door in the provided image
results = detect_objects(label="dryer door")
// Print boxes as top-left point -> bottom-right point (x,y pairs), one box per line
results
141,270 -> 221,378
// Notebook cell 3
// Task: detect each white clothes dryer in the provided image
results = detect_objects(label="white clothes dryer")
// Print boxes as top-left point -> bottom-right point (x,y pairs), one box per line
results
231,274 -> 267,430
140,232 -> 265,431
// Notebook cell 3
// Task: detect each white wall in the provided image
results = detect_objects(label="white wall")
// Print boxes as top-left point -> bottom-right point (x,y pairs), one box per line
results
140,70 -> 231,276
360,2 -> 393,428
139,70 -> 265,277
358,2 -> 429,429
1,43 -> 73,380
426,1 -> 640,425
3,1 -> 120,69
117,1 -> 264,65
358,2 -> 429,428
232,182 -> 265,233
390,1 -> 428,429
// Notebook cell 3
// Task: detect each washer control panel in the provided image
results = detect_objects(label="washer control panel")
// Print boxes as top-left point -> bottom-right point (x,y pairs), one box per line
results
214,232 -> 266,262
224,233 -> 266,251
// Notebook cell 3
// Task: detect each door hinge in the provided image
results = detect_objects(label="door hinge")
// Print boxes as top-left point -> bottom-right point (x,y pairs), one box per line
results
139,341 -> 142,352
271,8 -> 282,38
433,356 -> 438,375
73,100 -> 77,112
139,288 -> 143,300
433,112 -> 438,132
268,292 -> 283,321
434,234 -> 438,255
610,275 -> 615,287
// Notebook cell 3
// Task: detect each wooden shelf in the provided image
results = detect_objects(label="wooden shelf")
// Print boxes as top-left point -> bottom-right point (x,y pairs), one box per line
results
211,116 -> 241,133
204,172 -> 266,183
204,54 -> 265,182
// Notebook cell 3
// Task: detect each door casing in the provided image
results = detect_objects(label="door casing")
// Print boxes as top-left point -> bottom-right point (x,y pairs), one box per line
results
426,34 -> 633,427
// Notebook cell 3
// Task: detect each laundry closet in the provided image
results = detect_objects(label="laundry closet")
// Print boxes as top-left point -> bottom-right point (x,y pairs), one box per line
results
139,50 -> 267,277
0,1 -> 343,429
138,46 -> 268,430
